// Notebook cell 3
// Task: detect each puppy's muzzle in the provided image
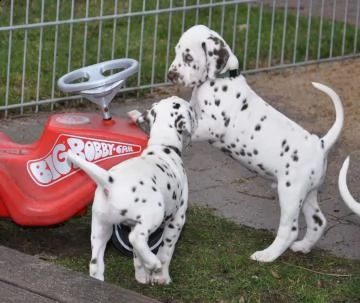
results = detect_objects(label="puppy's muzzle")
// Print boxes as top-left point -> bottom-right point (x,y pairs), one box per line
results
167,70 -> 180,83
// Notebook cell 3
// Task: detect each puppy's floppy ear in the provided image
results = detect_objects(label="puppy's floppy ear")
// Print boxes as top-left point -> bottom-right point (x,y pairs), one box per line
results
201,33 -> 239,80
174,105 -> 195,148
174,104 -> 194,133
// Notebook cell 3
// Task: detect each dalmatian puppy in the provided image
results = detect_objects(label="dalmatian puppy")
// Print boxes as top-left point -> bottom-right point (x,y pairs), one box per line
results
66,96 -> 195,284
338,157 -> 360,215
168,24 -> 344,262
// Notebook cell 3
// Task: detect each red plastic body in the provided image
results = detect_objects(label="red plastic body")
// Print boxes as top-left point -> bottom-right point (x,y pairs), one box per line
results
0,113 -> 148,226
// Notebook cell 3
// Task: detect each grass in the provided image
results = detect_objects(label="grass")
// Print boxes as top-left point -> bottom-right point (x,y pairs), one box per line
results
0,1 -> 359,107
53,207 -> 360,303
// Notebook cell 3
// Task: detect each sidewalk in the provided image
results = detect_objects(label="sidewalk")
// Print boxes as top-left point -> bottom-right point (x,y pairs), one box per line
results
0,245 -> 161,303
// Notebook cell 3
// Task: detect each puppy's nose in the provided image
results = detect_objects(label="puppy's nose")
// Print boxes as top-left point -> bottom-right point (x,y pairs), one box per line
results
167,70 -> 179,83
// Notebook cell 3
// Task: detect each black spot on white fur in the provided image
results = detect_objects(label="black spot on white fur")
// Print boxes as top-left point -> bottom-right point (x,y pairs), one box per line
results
163,147 -> 171,154
313,214 -> 323,226
241,99 -> 248,111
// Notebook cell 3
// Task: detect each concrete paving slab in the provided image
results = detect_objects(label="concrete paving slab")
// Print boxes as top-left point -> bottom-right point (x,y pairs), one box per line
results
0,281 -> 57,303
0,245 -> 160,303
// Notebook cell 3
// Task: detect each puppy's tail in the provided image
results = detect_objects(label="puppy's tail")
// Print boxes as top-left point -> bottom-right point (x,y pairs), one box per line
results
338,157 -> 360,216
66,151 -> 109,188
312,82 -> 344,154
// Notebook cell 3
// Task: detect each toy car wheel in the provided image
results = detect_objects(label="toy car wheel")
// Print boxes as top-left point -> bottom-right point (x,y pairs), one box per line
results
111,224 -> 164,257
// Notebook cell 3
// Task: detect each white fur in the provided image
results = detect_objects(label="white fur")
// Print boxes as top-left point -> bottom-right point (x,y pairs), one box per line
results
338,157 -> 360,215
67,96 -> 195,284
168,25 -> 344,262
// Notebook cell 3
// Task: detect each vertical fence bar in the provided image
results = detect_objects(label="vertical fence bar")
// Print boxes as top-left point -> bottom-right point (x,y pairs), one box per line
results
181,0 -> 187,33
137,1 -> 146,90
243,3 -> 251,71
97,0 -> 104,62
293,0 -> 301,63
150,0 -> 160,90
256,2 -> 263,69
208,0 -> 213,27
280,0 -> 288,64
305,0 -> 313,62
51,0 -> 60,109
341,0 -> 349,56
4,0 -> 15,116
231,3 -> 239,54
220,0 -> 226,36
125,0 -> 132,58
317,0 -> 325,60
67,0 -> 75,72
164,0 -> 173,81
354,0 -> 360,53
35,0 -> 46,113
329,0 -> 336,58
82,0 -> 90,67
268,0 -> 276,67
195,0 -> 200,24
111,0 -> 118,60
20,0 -> 30,114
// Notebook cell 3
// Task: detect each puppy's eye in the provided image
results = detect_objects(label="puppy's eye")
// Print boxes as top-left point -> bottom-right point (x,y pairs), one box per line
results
183,53 -> 193,63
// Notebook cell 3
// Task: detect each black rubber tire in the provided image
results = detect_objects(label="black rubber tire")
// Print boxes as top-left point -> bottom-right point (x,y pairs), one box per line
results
111,224 -> 164,258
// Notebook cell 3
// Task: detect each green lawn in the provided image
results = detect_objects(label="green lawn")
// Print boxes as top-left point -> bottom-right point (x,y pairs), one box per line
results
55,207 -> 360,303
0,0 -> 359,107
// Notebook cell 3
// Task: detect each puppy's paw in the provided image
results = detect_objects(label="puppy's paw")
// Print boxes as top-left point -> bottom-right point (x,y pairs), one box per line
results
135,267 -> 151,284
127,109 -> 142,123
144,258 -> 162,272
89,271 -> 104,281
290,241 -> 311,254
89,263 -> 104,281
250,250 -> 277,263
151,272 -> 172,285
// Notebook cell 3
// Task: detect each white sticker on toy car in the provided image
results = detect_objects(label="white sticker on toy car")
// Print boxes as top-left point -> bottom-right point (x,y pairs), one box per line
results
27,134 -> 142,186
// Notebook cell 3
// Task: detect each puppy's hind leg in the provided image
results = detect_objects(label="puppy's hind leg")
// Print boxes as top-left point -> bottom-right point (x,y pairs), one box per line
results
133,252 -> 151,284
291,189 -> 326,253
152,184 -> 189,285
251,181 -> 305,262
89,214 -> 113,281
129,204 -> 163,283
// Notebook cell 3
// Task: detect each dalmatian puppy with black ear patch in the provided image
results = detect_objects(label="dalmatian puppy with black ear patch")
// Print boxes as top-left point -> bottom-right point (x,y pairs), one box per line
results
168,24 -> 344,262
338,157 -> 360,215
66,96 -> 195,284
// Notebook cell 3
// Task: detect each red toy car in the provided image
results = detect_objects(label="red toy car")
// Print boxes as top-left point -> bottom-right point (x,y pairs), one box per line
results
0,59 -> 163,255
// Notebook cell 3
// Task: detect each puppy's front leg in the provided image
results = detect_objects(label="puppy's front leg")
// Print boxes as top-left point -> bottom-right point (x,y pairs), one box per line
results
89,214 -> 113,281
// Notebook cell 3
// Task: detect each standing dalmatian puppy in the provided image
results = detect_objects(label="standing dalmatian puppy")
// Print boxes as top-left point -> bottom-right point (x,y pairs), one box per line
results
338,157 -> 360,215
67,96 -> 195,284
168,25 -> 344,262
